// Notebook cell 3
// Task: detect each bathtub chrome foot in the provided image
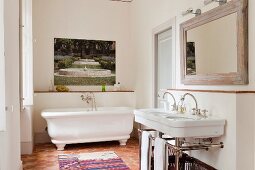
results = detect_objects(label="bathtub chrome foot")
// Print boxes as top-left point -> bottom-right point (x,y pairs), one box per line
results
119,139 -> 128,146
56,144 -> 66,151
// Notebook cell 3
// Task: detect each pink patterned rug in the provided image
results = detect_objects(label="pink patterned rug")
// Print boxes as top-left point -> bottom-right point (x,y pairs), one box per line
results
58,151 -> 130,170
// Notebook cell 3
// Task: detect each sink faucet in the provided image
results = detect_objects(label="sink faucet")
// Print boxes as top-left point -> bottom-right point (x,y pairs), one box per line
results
178,93 -> 208,118
179,93 -> 199,115
163,92 -> 177,111
81,92 -> 97,111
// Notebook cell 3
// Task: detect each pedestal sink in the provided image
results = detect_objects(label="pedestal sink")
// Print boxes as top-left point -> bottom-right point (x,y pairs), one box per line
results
134,108 -> 225,138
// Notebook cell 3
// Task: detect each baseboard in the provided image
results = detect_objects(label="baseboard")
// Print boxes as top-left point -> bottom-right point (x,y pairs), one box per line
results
19,160 -> 23,170
21,141 -> 33,155
34,132 -> 51,144
131,127 -> 139,139
132,122 -> 139,139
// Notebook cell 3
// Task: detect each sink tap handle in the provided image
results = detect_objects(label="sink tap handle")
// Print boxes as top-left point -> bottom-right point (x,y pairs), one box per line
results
157,93 -> 161,98
201,109 -> 208,117
171,104 -> 177,111
180,95 -> 185,101
192,108 -> 196,115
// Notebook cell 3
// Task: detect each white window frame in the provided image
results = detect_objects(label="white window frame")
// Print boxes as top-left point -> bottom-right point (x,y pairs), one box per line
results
21,0 -> 33,106
152,17 -> 176,107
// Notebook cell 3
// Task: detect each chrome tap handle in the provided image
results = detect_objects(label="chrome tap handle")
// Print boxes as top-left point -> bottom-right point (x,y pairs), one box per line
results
192,108 -> 196,115
80,95 -> 84,100
196,109 -> 201,115
171,104 -> 177,111
157,93 -> 161,98
180,95 -> 185,101
201,109 -> 208,117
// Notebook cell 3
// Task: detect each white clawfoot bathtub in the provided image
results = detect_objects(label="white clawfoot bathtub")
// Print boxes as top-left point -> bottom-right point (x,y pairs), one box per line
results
41,107 -> 134,150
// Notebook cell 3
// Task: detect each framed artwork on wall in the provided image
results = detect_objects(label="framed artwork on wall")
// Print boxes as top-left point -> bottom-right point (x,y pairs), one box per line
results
54,38 -> 116,86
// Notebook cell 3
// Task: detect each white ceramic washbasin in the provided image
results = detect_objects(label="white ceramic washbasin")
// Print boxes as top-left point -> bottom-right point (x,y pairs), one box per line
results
134,108 -> 226,138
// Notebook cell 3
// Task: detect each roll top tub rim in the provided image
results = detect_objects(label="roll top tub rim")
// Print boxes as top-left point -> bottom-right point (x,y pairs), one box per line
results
41,107 -> 135,118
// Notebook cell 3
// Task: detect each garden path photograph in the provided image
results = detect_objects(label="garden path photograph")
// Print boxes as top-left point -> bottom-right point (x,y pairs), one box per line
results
54,38 -> 116,86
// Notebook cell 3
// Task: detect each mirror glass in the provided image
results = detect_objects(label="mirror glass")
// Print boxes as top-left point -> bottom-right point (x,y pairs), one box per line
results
186,12 -> 237,75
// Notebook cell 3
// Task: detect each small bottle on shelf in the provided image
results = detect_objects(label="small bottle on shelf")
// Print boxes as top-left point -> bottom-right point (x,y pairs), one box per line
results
102,84 -> 106,92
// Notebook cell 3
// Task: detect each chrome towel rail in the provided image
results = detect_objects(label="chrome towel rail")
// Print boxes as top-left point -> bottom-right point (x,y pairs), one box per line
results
138,127 -> 224,170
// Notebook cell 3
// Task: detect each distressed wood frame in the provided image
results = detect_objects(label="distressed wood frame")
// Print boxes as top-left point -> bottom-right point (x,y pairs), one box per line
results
180,0 -> 248,85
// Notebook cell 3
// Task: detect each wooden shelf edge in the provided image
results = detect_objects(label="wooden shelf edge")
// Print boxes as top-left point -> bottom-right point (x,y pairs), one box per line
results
167,89 -> 255,94
34,90 -> 135,93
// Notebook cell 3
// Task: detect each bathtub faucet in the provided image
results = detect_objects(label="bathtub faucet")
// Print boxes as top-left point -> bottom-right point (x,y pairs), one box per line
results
81,92 -> 97,111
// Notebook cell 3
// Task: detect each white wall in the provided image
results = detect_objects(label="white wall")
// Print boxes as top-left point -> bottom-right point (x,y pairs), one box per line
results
33,0 -> 134,91
130,0 -> 255,169
0,0 -> 21,169
130,0 -> 202,108
235,94 -> 254,170
130,0 -> 255,109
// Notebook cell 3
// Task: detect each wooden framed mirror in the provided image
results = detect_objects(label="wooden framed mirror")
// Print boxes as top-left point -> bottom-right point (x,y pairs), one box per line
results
180,0 -> 248,85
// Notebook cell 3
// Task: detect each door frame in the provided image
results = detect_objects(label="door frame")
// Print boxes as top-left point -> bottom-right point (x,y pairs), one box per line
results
0,0 -> 5,131
152,17 -> 176,107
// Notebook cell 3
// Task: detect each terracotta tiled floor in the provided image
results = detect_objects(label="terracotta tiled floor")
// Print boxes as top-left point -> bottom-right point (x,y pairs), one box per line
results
21,138 -> 139,170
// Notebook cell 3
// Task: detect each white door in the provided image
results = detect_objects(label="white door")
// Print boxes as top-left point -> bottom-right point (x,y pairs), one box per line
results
157,29 -> 172,91
155,29 -> 173,107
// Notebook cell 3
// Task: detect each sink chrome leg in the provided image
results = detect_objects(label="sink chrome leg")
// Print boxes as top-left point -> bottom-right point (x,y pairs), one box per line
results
138,124 -> 142,170
175,138 -> 180,170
